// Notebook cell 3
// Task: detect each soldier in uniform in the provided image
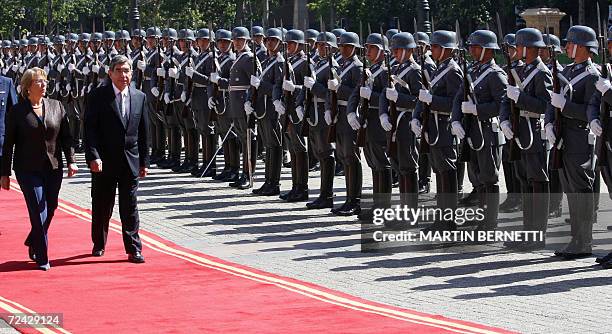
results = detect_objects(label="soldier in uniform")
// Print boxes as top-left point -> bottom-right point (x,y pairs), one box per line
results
73,32 -> 91,153
84,32 -> 104,93
350,32 -> 391,220
302,32 -> 338,210
276,29 -> 310,202
114,30 -> 132,58
208,29 -> 239,183
227,27 -> 258,189
498,33 -> 524,213
380,32 -> 426,213
414,30 -> 462,231
97,31 -> 117,84
500,28 -> 552,250
545,26 -> 599,259
541,33 -> 565,219
451,30 -> 507,231
252,26 -> 267,63
186,28 -> 215,177
325,31 -> 363,215
245,28 -> 283,196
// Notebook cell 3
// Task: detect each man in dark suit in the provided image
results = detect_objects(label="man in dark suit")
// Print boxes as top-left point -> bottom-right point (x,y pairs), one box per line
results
0,74 -> 17,163
85,55 -> 150,263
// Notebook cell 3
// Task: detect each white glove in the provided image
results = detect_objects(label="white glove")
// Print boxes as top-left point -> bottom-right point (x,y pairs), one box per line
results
347,112 -> 360,131
68,63 -> 76,72
410,118 -> 422,137
180,91 -> 187,102
327,78 -> 339,91
16,85 -> 21,94
418,89 -> 432,104
385,88 -> 398,102
591,119 -> 603,137
163,93 -> 170,104
380,113 -> 393,132
82,66 -> 90,75
65,83 -> 71,92
244,101 -> 254,115
185,66 -> 194,78
104,65 -> 109,73
208,97 -> 217,110
156,68 -> 165,77
11,64 -> 18,72
92,64 -> 100,74
55,82 -> 60,92
451,121 -> 465,140
168,67 -> 179,78
43,66 -> 50,74
57,64 -> 65,72
282,80 -> 296,92
80,87 -> 86,96
19,65 -> 25,73
303,76 -> 315,89
137,60 -> 146,71
545,123 -> 556,143
273,100 -> 285,115
324,110 -> 332,125
551,93 -> 566,110
210,72 -> 220,84
151,87 -> 160,97
596,77 -> 612,95
360,86 -> 372,100
500,120 -> 514,140
250,75 -> 261,89
506,85 -> 521,103
461,101 -> 477,115
296,106 -> 304,121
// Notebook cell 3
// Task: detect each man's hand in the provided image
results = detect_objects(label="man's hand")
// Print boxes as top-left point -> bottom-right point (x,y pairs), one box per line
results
67,163 -> 79,177
89,159 -> 103,173
139,167 -> 148,178
0,176 -> 9,190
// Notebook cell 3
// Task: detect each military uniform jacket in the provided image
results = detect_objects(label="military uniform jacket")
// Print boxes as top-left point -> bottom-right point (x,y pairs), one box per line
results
227,49 -> 256,118
328,54 -> 362,123
98,47 -> 118,82
414,57 -> 462,147
144,46 -> 163,103
347,59 -> 384,124
378,58 -> 423,123
161,46 -> 183,102
207,51 -> 235,115
500,57 -> 552,153
297,55 -> 337,127
545,59 -> 599,154
278,51 -> 308,124
249,52 -> 283,120
188,47 -> 214,111
130,46 -> 147,87
176,47 -> 198,102
451,59 -> 508,148
48,52 -> 73,100
255,43 -> 267,62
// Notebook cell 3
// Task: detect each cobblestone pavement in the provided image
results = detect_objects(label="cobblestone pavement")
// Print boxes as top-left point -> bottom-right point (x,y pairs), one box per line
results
52,153 -> 612,333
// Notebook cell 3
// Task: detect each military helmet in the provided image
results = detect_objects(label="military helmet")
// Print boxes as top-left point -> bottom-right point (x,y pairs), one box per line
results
178,28 -> 195,41
103,31 -> 115,40
264,28 -> 283,41
515,28 -> 546,48
285,29 -> 305,44
415,32 -> 430,45
146,27 -> 162,38
53,35 -> 66,45
503,34 -> 516,47
391,32 -> 417,50
216,29 -> 232,41
316,32 -> 337,48
67,33 -> 79,42
331,28 -> 346,39
232,26 -> 251,40
28,37 -> 38,46
2,40 -> 10,48
565,25 -> 598,53
79,33 -> 91,42
467,30 -> 500,49
431,30 -> 457,49
42,36 -> 52,46
196,28 -> 213,40
115,30 -> 131,41
252,26 -> 265,37
132,29 -> 146,38
91,32 -> 103,42
386,29 -> 399,42
19,39 -> 28,47
543,34 -> 562,53
305,29 -> 319,41
365,33 -> 388,51
162,28 -> 178,40
338,32 -> 360,48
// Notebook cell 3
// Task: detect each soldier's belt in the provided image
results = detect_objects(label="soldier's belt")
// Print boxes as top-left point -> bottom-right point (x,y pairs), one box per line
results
194,83 -> 207,88
229,85 -> 249,91
397,107 -> 413,112
519,110 -> 543,119
561,116 -> 588,128
337,100 -> 348,106
144,76 -> 152,80
314,97 -> 325,104
432,110 -> 451,116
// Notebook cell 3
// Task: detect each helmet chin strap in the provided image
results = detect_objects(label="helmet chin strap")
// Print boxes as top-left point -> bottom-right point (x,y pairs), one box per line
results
570,44 -> 577,59
521,47 -> 527,59
400,49 -> 406,63
437,47 -> 445,62
479,47 -> 486,62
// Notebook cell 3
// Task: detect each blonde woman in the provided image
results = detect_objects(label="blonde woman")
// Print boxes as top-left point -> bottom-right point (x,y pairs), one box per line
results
1,67 -> 78,271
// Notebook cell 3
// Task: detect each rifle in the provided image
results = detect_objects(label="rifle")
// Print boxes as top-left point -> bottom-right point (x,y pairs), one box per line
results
209,23 -> 219,123
136,38 -> 146,90
456,21 -> 472,163
281,26 -> 296,135
182,46 -> 194,118
326,42 -> 339,143
165,41 -> 175,116
548,37 -> 563,170
596,3 -> 609,167
497,12 -> 521,162
383,47 -> 398,160
355,22 -> 368,147
299,42 -> 312,137
156,35 -> 164,110
416,45 -> 432,154
248,38 -> 258,130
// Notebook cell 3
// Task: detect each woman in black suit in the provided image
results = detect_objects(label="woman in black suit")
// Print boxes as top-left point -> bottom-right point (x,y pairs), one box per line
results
1,67 -> 79,271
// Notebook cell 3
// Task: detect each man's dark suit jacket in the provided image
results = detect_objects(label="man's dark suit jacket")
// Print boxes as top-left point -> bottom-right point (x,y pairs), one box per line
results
84,84 -> 150,176
1,97 -> 75,176
0,76 -> 18,158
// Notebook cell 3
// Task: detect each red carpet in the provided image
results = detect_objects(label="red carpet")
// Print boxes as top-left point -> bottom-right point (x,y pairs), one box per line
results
0,181 -> 514,334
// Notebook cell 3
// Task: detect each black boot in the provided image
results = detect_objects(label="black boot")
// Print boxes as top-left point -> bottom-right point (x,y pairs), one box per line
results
307,156 -> 334,209
358,170 -> 380,221
287,151 -> 309,202
423,170 -> 458,232
518,181 -> 549,251
260,147 -> 282,196
476,184 -> 500,232
237,135 -> 257,190
213,141 -> 231,180
253,147 -> 272,194
458,185 -> 482,207
333,162 -> 362,216
280,151 -> 297,200
560,189 -> 593,259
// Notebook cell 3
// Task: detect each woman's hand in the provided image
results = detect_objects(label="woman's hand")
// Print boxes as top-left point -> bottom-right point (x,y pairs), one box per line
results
0,176 -> 10,190
67,163 -> 79,177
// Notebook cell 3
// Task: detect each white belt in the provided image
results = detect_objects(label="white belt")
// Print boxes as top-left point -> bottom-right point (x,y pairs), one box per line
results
397,107 -> 412,112
432,110 -> 451,116
194,83 -> 207,88
144,76 -> 152,80
337,100 -> 348,106
519,110 -> 543,119
314,97 -> 325,104
229,85 -> 249,91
